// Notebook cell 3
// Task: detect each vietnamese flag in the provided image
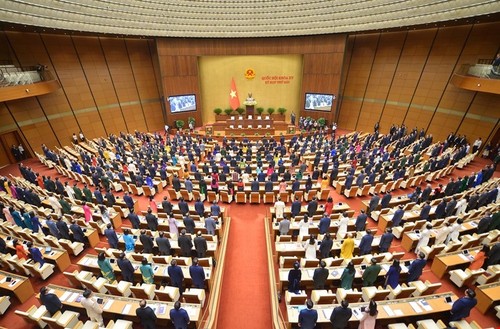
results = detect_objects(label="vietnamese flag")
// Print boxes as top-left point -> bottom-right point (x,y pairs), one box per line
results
229,78 -> 240,110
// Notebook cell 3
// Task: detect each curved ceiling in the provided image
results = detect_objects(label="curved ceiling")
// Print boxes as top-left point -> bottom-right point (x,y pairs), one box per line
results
1,0 -> 500,38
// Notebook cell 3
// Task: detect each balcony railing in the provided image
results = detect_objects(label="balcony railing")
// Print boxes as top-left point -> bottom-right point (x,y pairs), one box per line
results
0,64 -> 54,87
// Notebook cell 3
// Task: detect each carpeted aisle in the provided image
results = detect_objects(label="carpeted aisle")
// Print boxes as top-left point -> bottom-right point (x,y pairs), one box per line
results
216,203 -> 273,329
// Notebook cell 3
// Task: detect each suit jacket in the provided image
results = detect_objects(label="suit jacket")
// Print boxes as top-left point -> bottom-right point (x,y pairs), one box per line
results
251,181 -> 259,192
313,267 -> 329,289
183,216 -> 196,234
168,265 -> 184,287
56,220 -> 71,240
194,201 -> 204,216
169,308 -> 190,329
136,306 -> 157,329
329,306 -> 352,329
450,297 -> 477,321
104,228 -> 119,248
40,293 -> 62,315
291,201 -> 301,217
379,232 -> 394,251
178,235 -> 193,257
194,236 -> 208,257
362,264 -> 381,286
299,308 -> 318,329
145,213 -> 158,231
140,234 -> 154,253
189,264 -> 206,288
359,234 -> 374,255
407,258 -> 426,282
392,209 -> 404,226
117,258 -> 135,282
319,239 -> 333,259
156,237 -> 171,255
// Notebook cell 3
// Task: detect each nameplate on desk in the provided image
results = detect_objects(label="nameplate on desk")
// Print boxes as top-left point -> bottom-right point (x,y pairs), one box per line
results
383,305 -> 394,316
155,304 -> 166,315
104,299 -> 114,310
418,299 -> 432,311
60,291 -> 72,302
352,307 -> 363,319
67,292 -> 81,303
122,304 -> 132,314
409,301 -> 422,313
322,309 -> 330,318
331,270 -> 339,277
186,306 -> 197,317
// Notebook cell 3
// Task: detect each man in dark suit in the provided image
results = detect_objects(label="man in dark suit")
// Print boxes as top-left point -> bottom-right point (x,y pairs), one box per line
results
329,300 -> 352,329
178,229 -> 193,257
419,201 -> 432,221
318,213 -> 331,234
251,178 -> 259,192
189,258 -> 206,289
104,223 -> 119,249
69,220 -> 86,244
139,230 -> 154,254
136,299 -> 157,329
391,205 -> 405,227
477,212 -> 492,234
169,301 -> 190,329
435,199 -> 447,219
46,217 -> 61,238
178,198 -> 189,216
358,229 -> 374,255
407,252 -> 427,282
127,210 -> 141,229
312,261 -> 329,289
40,286 -> 62,315
183,214 -> 196,234
378,228 -> 394,253
307,197 -> 318,217
117,252 -> 135,283
168,260 -> 185,293
94,187 -> 104,204
155,232 -> 171,256
344,174 -> 354,190
299,299 -> 318,329
367,194 -> 380,215
105,190 -> 116,207
380,191 -> 392,209
161,196 -> 173,215
445,196 -> 457,217
291,197 -> 301,218
319,233 -> 333,259
83,184 -> 93,202
145,209 -> 158,231
123,191 -> 134,210
194,198 -> 204,217
56,217 -> 71,240
355,210 -> 368,231
449,289 -> 477,323
193,231 -> 208,258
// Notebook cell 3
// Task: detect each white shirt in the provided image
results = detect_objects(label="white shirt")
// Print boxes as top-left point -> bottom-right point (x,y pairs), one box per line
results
274,201 -> 285,218
337,216 -> 349,238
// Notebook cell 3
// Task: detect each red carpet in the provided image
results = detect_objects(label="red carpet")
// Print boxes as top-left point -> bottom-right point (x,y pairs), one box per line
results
216,203 -> 273,328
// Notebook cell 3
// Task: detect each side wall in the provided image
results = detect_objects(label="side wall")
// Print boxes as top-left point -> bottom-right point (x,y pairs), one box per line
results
0,32 -> 163,153
338,22 -> 500,145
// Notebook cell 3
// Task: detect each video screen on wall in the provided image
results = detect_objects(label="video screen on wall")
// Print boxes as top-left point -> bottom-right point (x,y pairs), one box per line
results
168,94 -> 196,113
304,93 -> 335,112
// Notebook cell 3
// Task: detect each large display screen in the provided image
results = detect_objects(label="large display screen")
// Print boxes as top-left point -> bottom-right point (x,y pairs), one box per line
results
168,94 -> 196,113
304,93 -> 335,112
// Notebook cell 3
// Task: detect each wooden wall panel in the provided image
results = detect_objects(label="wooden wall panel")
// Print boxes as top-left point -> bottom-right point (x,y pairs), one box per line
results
72,36 -> 127,134
100,37 -> 148,130
41,34 -> 106,139
5,32 -> 79,146
337,99 -> 360,130
7,98 -> 58,150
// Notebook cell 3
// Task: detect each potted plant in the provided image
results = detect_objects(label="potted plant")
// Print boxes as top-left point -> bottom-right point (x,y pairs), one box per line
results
175,120 -> 185,130
188,117 -> 195,130
224,108 -> 234,116
256,107 -> 265,115
236,107 -> 245,115
277,107 -> 287,115
214,108 -> 222,115
317,117 -> 326,127
267,107 -> 275,115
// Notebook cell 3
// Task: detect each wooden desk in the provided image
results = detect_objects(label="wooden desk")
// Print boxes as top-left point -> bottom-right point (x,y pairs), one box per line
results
41,284 -> 201,327
269,203 -> 350,220
475,282 -> 500,314
286,292 -> 456,328
0,270 -> 34,303
78,255 -> 212,288
431,248 -> 479,279
361,195 -> 411,213
3,234 -> 71,272
378,207 -> 431,232
278,262 -> 407,292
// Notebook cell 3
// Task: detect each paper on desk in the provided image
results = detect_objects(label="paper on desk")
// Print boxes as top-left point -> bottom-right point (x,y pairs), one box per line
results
122,304 -> 132,314
351,307 -> 363,320
0,278 -> 6,284
104,299 -> 114,310
67,292 -> 80,302
322,309 -> 331,318
383,305 -> 395,316
186,307 -> 197,317
458,254 -> 471,261
307,270 -> 315,278
409,301 -> 422,313
418,300 -> 432,311
394,309 -> 403,316
60,291 -> 72,302
381,264 -> 390,272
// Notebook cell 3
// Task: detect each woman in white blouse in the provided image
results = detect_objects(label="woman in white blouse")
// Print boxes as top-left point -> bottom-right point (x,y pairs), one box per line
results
304,235 -> 317,259
415,223 -> 432,254
337,212 -> 349,239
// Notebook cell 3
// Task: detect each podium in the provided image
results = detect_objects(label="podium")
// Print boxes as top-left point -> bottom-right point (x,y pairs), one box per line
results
246,105 -> 254,115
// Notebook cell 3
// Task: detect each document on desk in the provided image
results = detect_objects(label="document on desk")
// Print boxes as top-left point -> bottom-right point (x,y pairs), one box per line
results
307,270 -> 315,278
418,300 -> 432,311
104,299 -> 114,310
122,304 -> 132,314
458,254 -> 471,261
67,292 -> 80,302
409,301 -> 423,313
60,291 -> 73,302
351,307 -> 363,319
383,305 -> 395,316
393,309 -> 404,316
186,307 -> 197,317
